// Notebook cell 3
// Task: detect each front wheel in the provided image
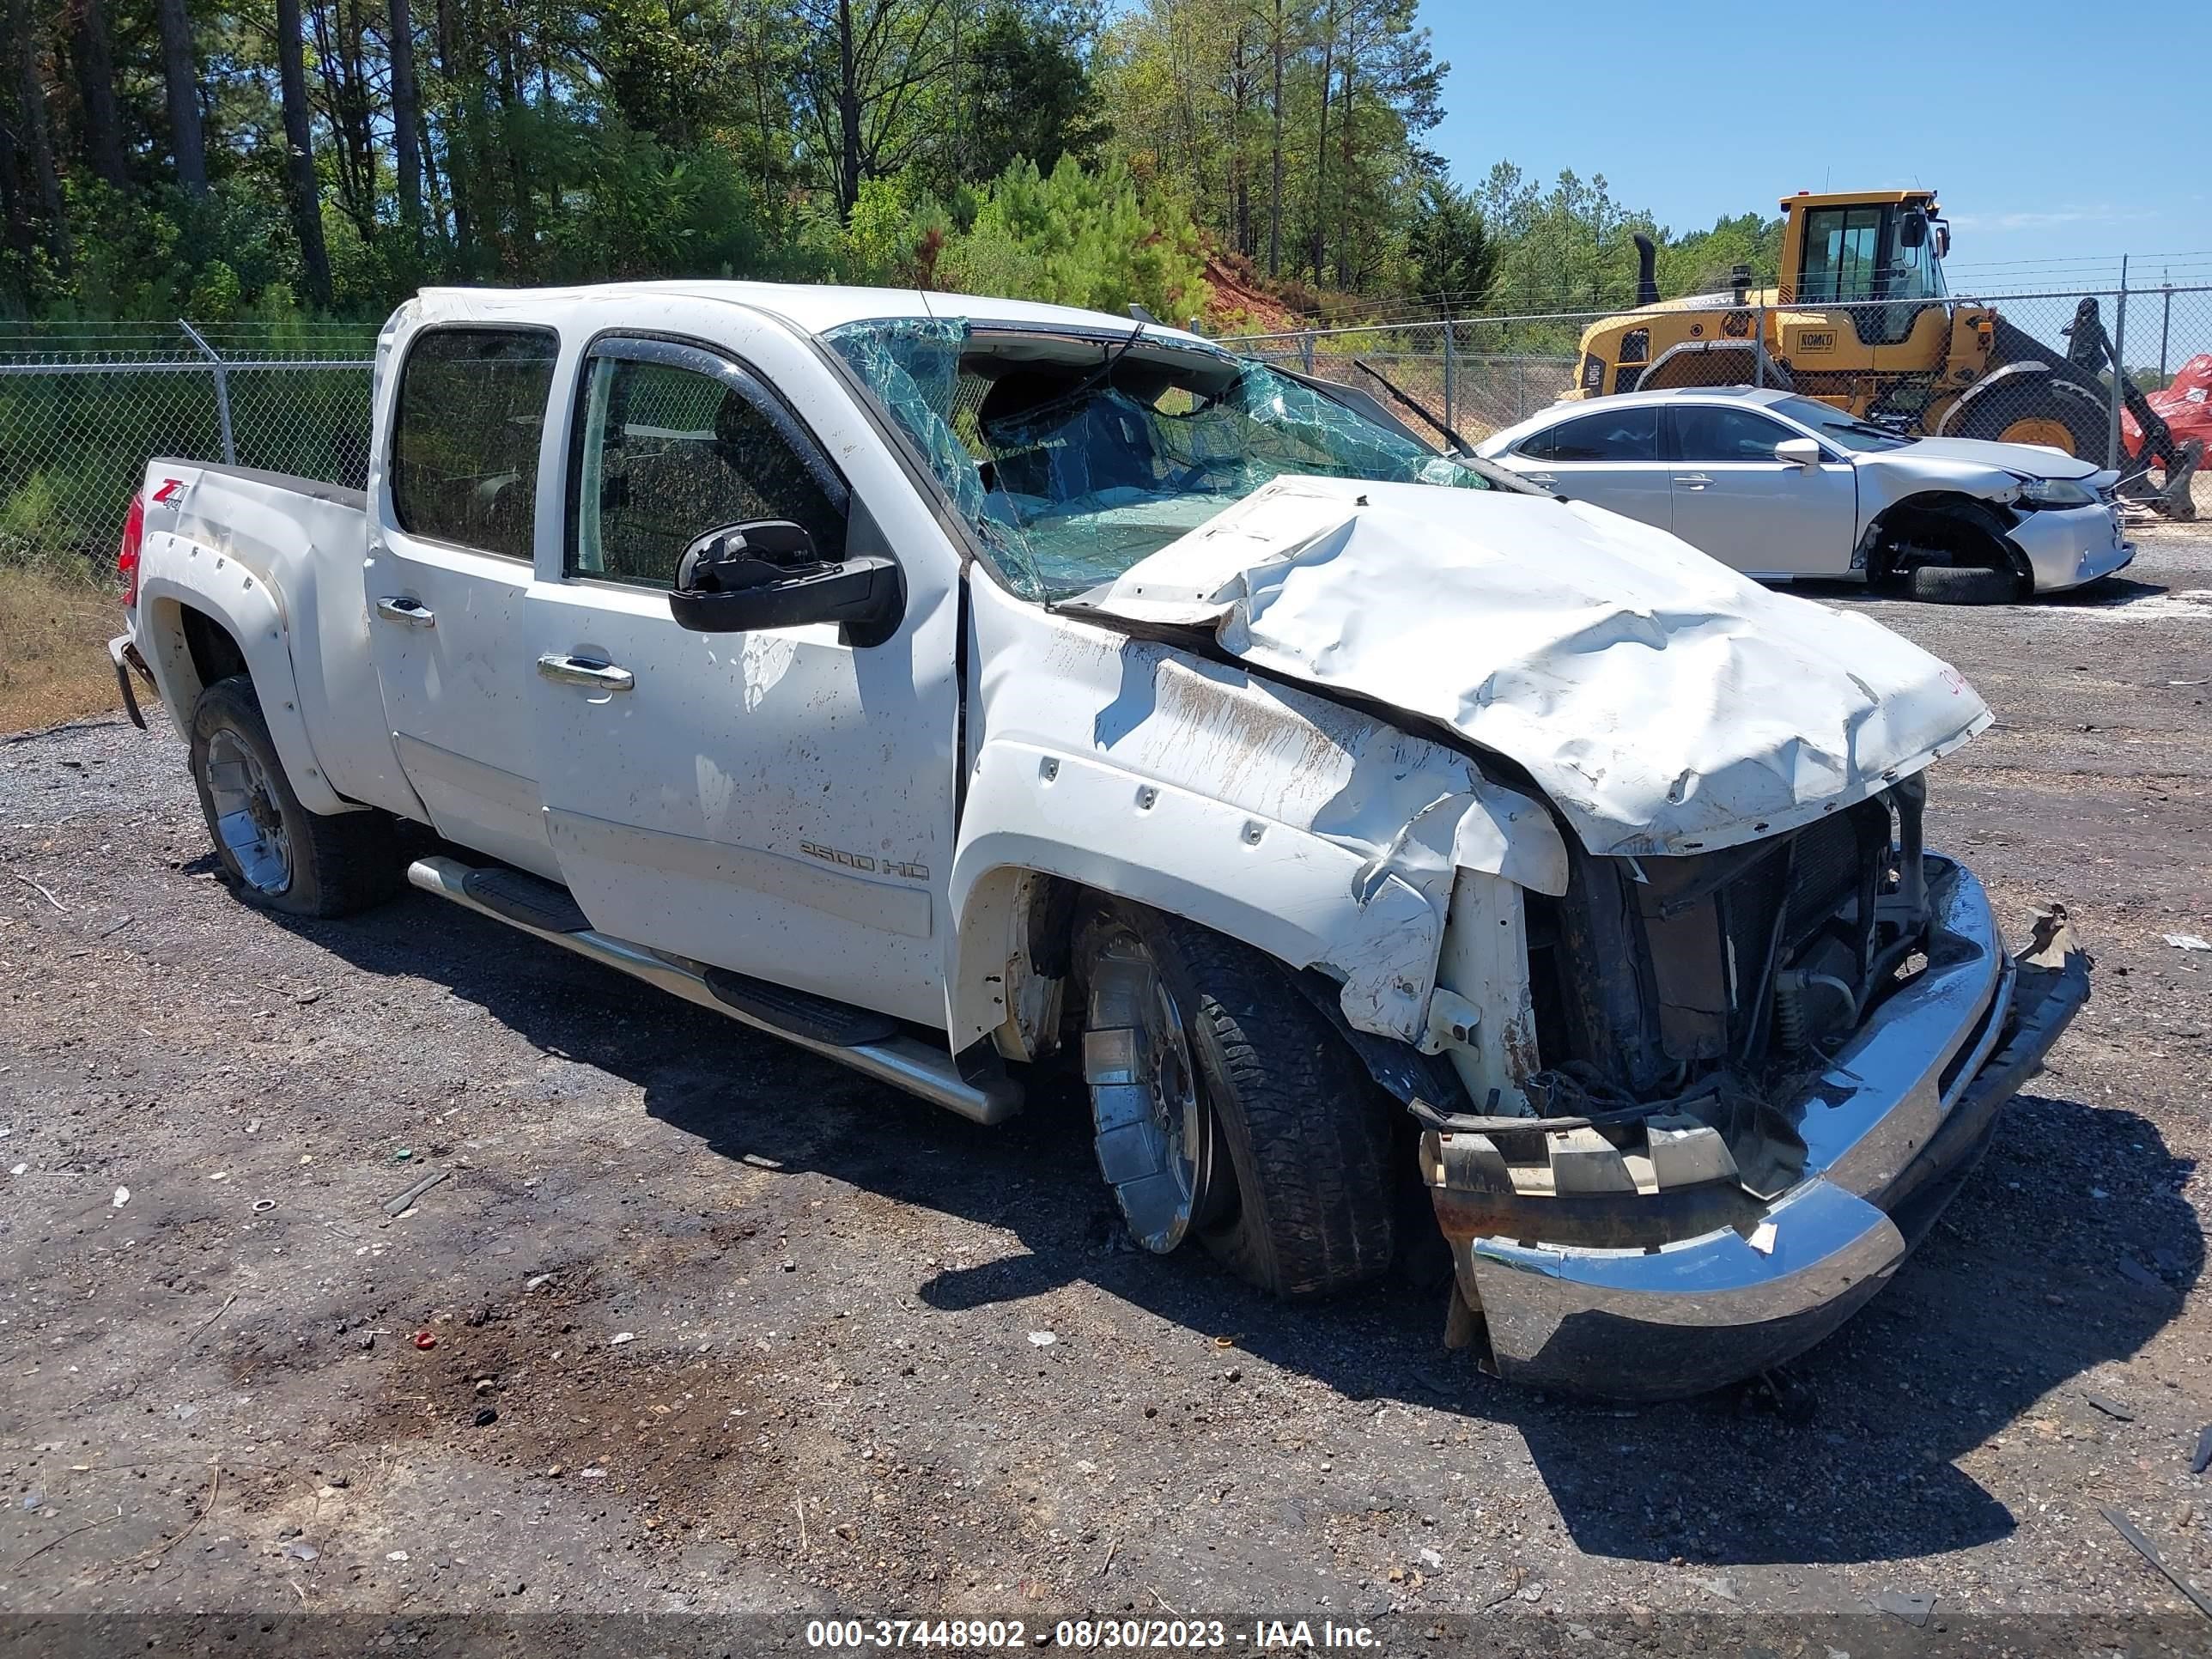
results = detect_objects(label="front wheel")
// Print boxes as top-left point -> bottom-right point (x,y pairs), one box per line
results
1908,562 -> 2021,605
1077,902 -> 1395,1299
188,674 -> 400,917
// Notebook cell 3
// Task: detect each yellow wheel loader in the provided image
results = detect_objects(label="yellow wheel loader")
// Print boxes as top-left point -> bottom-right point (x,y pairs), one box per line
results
1565,190 -> 2200,517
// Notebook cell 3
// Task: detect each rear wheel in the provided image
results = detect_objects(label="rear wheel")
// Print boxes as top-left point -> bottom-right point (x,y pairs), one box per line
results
188,674 -> 401,917
1077,902 -> 1395,1299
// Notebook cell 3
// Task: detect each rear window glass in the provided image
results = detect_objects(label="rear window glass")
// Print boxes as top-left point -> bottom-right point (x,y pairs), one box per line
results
390,327 -> 560,560
1528,406 -> 1660,463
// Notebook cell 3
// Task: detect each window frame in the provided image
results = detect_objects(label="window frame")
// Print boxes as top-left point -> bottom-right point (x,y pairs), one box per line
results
386,321 -> 563,563
1664,401 -> 1806,465
1537,404 -> 1662,465
562,331 -> 854,593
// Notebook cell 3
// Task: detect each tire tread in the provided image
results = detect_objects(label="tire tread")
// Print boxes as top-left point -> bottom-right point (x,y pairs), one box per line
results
1137,908 -> 1396,1299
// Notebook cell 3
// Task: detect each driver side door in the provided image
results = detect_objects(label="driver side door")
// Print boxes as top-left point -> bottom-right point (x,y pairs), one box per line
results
523,325 -> 960,1026
1664,403 -> 1858,578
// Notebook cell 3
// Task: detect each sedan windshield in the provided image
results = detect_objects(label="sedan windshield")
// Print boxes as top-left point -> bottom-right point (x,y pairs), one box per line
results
825,318 -> 1488,599
1771,395 -> 1911,453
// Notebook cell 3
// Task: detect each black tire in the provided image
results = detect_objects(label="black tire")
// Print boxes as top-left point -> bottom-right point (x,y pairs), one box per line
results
187,673 -> 401,917
1079,902 -> 1396,1299
1908,562 -> 2021,605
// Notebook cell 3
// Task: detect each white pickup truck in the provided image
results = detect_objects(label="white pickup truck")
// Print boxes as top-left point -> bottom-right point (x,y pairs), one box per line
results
109,281 -> 2087,1399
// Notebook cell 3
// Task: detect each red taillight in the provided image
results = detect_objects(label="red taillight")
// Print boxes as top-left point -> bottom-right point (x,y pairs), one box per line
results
117,491 -> 144,607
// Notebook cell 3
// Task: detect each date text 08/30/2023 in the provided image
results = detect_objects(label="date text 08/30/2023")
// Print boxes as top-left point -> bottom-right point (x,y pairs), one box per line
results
803,1618 -> 1382,1650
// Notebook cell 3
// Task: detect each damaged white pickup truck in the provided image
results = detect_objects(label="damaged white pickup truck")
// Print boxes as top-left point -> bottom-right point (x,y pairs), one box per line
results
109,282 -> 2089,1399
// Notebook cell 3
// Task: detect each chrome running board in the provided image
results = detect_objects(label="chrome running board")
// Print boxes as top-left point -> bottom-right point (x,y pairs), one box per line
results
405,854 -> 1021,1125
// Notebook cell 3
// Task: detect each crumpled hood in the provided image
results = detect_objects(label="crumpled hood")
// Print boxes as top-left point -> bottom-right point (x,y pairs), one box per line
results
1890,435 -> 2103,480
1070,476 -> 1991,857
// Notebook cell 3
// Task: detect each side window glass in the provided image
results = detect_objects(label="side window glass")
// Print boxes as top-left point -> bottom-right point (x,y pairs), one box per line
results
1799,207 -> 1882,304
390,327 -> 558,560
1674,406 -> 1793,463
570,353 -> 848,590
1547,406 -> 1659,462
1516,428 -> 1555,462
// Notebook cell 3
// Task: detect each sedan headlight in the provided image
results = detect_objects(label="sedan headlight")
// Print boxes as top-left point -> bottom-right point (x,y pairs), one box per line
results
2013,477 -> 2099,508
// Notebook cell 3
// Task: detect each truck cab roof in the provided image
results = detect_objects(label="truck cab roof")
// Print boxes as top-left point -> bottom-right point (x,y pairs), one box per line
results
406,280 -> 1214,349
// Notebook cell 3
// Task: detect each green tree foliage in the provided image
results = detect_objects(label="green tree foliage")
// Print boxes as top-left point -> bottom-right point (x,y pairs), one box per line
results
947,156 -> 1208,319
0,0 -> 1784,325
1403,179 -> 1494,307
1098,0 -> 1443,293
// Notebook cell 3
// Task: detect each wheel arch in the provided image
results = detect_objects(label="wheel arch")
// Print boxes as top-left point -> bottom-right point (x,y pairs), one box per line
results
1858,490 -> 2027,586
134,533 -> 351,814
945,744 -> 1449,1060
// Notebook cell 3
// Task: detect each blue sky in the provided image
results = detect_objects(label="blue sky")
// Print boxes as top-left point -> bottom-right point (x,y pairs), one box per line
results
1414,0 -> 2212,295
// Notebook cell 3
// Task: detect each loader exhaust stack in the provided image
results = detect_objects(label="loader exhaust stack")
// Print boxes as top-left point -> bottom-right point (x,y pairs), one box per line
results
1632,234 -> 1660,307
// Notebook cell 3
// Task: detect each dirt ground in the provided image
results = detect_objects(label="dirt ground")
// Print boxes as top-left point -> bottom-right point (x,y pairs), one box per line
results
2,529 -> 2209,1656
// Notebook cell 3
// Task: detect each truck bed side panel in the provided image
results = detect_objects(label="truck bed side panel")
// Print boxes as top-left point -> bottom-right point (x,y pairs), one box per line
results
134,461 -> 423,821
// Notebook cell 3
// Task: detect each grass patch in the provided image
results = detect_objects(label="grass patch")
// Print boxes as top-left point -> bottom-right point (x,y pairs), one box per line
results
0,563 -> 125,734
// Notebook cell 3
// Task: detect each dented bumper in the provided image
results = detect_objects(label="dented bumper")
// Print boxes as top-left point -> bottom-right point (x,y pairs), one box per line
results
1431,855 -> 2089,1401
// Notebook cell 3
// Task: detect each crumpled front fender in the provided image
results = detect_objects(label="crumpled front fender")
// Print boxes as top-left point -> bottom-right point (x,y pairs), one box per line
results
947,587 -> 1569,1059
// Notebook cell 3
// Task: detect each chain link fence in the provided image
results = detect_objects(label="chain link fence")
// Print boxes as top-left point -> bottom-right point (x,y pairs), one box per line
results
1224,283 -> 2212,520
4,282 -> 2209,582
0,319 -> 377,575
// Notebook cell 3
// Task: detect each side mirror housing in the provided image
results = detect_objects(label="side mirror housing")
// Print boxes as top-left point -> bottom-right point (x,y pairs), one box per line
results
668,519 -> 903,647
1774,436 -> 1824,470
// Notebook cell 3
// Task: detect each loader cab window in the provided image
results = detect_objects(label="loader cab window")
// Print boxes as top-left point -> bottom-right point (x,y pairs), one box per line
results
1797,204 -> 1947,346
389,326 -> 559,561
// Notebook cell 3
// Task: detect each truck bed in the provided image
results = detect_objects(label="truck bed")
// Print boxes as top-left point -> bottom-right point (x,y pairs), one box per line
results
129,459 -> 422,822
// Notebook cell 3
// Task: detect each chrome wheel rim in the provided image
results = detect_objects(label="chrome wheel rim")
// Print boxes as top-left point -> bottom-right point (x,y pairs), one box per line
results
204,729 -> 292,895
1083,927 -> 1214,1252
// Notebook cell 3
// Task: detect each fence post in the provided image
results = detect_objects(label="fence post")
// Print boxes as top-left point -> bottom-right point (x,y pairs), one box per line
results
2159,283 -> 2173,380
1753,304 -> 1766,387
179,318 -> 236,466
1441,316 -> 1455,441
1300,331 -> 1315,375
2106,260 -> 2128,471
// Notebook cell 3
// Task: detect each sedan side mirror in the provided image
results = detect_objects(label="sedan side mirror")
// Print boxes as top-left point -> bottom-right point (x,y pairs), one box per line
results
668,519 -> 902,647
1773,437 -> 1824,470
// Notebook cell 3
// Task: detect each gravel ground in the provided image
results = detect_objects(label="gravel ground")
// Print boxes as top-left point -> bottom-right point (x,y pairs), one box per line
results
2,530 -> 2209,1655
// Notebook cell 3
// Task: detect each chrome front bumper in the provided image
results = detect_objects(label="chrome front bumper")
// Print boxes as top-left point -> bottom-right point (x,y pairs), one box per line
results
1439,855 -> 2088,1400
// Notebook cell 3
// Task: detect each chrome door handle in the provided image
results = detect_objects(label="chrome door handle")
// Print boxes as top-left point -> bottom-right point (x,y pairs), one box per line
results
1523,473 -> 1558,486
536,653 -> 635,692
375,595 -> 435,627
1677,473 -> 1713,489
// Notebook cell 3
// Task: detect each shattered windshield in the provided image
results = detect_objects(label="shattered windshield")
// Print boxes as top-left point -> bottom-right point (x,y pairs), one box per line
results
824,317 -> 1491,600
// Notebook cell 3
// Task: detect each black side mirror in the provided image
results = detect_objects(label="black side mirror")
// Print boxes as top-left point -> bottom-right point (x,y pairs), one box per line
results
1899,210 -> 1927,250
668,519 -> 902,647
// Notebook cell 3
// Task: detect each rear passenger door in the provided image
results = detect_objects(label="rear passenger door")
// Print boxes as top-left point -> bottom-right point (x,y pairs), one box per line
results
366,325 -> 564,878
1508,404 -> 1671,532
